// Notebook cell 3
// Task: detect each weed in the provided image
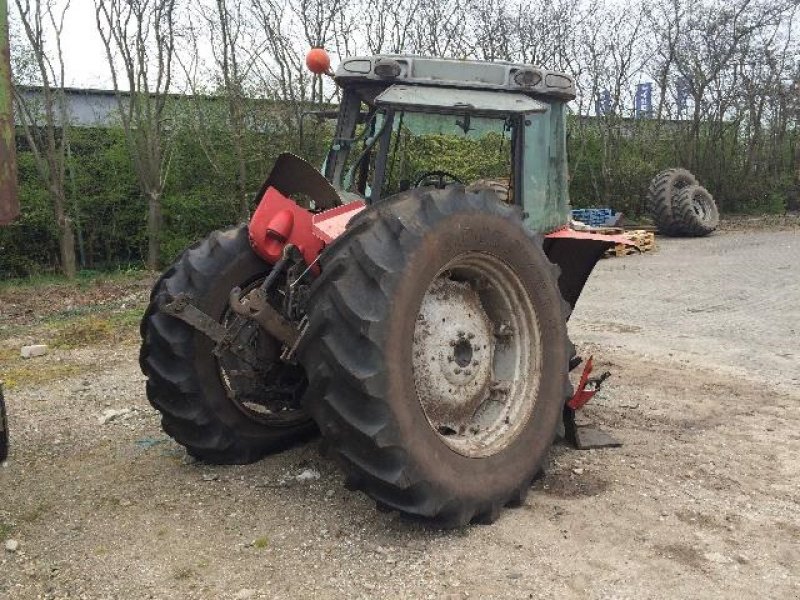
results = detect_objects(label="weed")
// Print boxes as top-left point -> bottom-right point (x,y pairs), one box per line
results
253,536 -> 269,549
51,309 -> 143,349
20,502 -> 50,523
51,317 -> 115,349
0,347 -> 17,363
173,566 -> 195,580
1,363 -> 83,389
0,269 -> 148,294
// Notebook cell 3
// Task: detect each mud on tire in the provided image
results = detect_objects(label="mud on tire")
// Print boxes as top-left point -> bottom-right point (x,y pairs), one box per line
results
297,187 -> 570,527
140,225 -> 314,464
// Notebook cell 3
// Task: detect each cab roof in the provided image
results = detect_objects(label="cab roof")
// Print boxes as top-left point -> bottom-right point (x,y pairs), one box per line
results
334,55 -> 576,102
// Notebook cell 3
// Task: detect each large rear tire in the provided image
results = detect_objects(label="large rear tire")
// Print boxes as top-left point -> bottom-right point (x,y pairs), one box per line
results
297,187 -> 569,527
140,225 -> 315,464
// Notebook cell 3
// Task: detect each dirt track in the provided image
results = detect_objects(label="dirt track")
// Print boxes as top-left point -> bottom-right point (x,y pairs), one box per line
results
1,228 -> 799,599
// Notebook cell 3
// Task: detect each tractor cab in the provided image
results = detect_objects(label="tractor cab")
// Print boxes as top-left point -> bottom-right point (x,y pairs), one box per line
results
321,55 -> 575,234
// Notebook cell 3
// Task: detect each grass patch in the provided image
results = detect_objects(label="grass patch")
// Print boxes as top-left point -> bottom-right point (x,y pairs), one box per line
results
1,362 -> 83,390
0,522 -> 13,541
252,536 -> 269,549
51,317 -> 117,349
20,502 -> 50,524
173,566 -> 196,580
0,268 -> 150,293
109,307 -> 145,329
52,310 -> 143,349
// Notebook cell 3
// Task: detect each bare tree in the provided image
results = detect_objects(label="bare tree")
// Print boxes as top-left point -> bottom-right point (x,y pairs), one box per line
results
12,0 -> 76,277
184,0 -> 262,219
468,0 -> 516,62
95,0 -> 176,269
409,0 -> 472,58
358,0 -> 420,55
668,0 -> 793,168
250,0 -> 310,121
248,0 -> 345,155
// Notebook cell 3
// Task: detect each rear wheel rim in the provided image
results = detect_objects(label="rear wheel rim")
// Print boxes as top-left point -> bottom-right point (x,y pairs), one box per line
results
412,252 -> 542,458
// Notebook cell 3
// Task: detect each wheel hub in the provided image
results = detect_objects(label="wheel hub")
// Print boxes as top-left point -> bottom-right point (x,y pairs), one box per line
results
411,254 -> 542,458
413,279 -> 495,429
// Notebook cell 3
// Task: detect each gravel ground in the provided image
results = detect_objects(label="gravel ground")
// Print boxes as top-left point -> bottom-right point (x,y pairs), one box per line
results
1,227 -> 798,599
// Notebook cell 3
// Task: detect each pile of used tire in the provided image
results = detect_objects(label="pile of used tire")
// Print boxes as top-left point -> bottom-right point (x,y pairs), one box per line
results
647,168 -> 719,236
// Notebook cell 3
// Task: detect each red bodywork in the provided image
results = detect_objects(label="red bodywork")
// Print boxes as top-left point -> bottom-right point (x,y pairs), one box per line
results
248,186 -> 365,271
544,227 -> 632,247
248,186 -> 635,302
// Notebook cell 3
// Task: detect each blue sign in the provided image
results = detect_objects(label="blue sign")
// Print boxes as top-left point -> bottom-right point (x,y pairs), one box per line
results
676,77 -> 691,117
595,89 -> 612,116
635,83 -> 652,119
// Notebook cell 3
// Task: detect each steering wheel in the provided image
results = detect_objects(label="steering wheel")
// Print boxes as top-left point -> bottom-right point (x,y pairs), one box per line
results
413,170 -> 463,189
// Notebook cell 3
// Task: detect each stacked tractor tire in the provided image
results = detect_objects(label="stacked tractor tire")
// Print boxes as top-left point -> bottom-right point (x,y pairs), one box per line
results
647,169 -> 719,237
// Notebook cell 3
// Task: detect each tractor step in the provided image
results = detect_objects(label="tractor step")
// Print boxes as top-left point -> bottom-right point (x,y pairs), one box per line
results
564,409 -> 623,450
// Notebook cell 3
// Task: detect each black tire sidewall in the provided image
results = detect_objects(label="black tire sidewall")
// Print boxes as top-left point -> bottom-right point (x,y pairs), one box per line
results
382,210 -> 566,503
146,226 -> 314,459
188,234 -> 311,439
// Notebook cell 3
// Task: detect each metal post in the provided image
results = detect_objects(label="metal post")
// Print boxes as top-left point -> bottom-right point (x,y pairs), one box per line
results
0,0 -> 20,225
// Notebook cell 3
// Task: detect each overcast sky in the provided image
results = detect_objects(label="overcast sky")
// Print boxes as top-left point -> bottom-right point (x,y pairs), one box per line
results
11,0 -> 208,90
51,0 -> 111,88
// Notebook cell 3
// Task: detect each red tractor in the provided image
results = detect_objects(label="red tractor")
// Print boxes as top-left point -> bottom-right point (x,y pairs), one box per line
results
140,52 -> 630,527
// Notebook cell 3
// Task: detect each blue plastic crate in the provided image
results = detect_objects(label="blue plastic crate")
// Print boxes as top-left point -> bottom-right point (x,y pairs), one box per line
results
570,208 -> 617,227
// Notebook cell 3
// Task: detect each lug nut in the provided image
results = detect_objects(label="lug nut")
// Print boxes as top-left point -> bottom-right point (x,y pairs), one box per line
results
454,368 -> 461,374
464,369 -> 471,376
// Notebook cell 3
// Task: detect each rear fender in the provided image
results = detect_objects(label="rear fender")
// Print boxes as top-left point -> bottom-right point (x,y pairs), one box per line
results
254,152 -> 342,211
543,229 -> 634,314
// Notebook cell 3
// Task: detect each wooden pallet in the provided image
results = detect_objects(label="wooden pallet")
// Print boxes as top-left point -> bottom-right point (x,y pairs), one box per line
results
584,226 -> 625,235
604,229 -> 656,258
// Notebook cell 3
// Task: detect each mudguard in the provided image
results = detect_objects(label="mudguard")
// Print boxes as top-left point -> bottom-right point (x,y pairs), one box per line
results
544,228 -> 635,314
254,153 -> 342,211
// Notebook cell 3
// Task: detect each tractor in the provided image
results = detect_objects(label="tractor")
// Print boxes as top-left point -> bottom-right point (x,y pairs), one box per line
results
140,51 -> 631,527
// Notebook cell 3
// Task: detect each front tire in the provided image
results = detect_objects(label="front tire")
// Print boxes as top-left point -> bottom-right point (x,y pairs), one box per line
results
298,187 -> 569,527
140,225 -> 315,464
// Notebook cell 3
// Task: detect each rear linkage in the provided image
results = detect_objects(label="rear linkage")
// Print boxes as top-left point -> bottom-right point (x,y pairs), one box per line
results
161,237 -> 620,451
160,243 -> 308,366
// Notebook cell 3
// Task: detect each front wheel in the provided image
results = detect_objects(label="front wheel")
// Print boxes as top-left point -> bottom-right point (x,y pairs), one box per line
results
139,225 -> 315,464
298,187 -> 570,527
